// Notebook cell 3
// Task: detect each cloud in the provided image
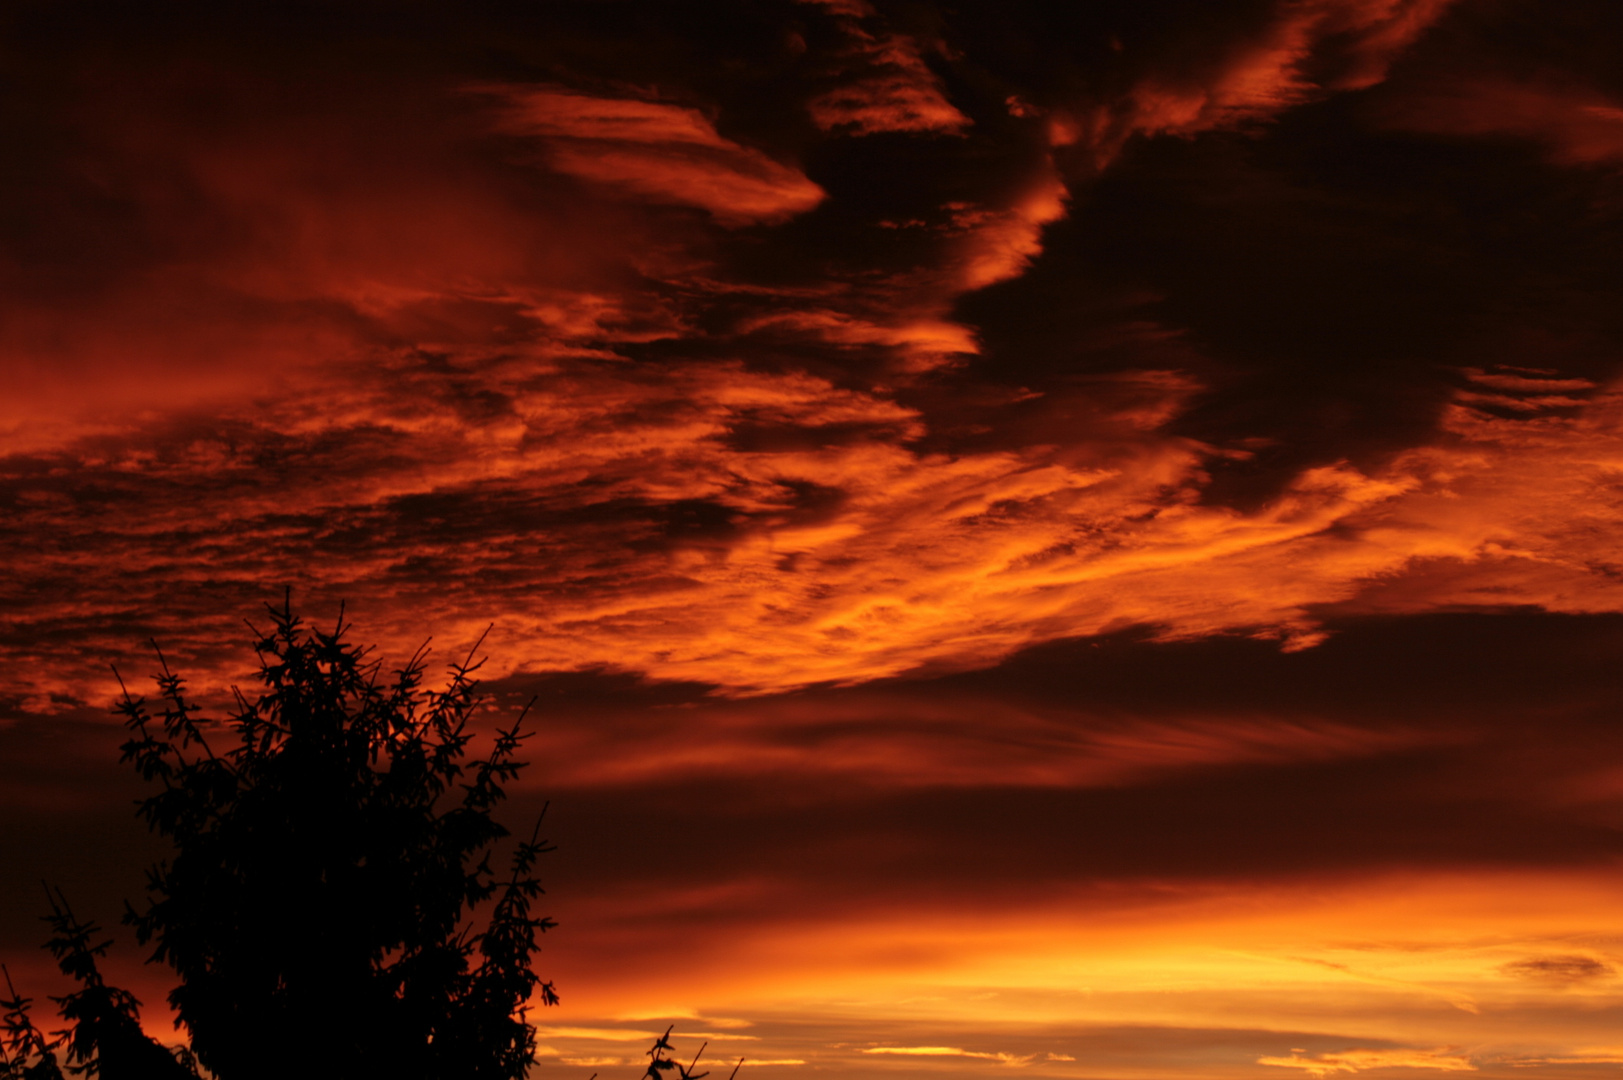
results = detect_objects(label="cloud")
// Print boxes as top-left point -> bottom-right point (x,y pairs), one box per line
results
484,86 -> 826,225
535,1027 -> 661,1042
949,171 -> 1070,291
1035,0 -> 1461,167
1500,955 -> 1613,985
1287,956 -> 1479,1014
1378,77 -> 1623,166
522,687 -> 1438,792
864,1046 -> 1035,1064
802,1 -> 971,137
1497,1053 -> 1623,1067
0,61 -> 676,438
734,309 -> 980,372
13,360 -> 1623,713
1260,1048 -> 1476,1076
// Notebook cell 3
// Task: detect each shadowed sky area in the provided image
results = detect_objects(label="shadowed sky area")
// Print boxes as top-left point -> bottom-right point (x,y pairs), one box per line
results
6,1 -> 1623,1077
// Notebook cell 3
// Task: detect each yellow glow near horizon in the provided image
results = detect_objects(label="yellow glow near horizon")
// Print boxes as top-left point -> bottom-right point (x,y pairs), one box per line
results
533,865 -> 1623,1077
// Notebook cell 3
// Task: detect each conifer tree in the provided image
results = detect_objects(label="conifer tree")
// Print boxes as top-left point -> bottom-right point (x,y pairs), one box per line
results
108,598 -> 556,1080
1,963 -> 64,1080
2,892 -> 196,1080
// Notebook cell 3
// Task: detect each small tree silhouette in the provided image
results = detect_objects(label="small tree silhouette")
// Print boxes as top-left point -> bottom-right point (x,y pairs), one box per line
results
2,963 -> 64,1080
609,1027 -> 740,1080
105,597 -> 556,1080
1,891 -> 197,1080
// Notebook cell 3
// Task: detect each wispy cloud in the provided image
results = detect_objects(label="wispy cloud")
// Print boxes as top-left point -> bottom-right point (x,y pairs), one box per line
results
802,0 -> 970,137
483,86 -> 826,225
1260,1048 -> 1476,1076
864,1045 -> 1036,1065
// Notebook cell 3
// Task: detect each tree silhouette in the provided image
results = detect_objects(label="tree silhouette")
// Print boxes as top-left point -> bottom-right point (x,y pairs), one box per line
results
4,601 -> 732,1080
101,598 -> 556,1080
2,890 -> 198,1080
633,1027 -> 742,1080
2,963 -> 65,1080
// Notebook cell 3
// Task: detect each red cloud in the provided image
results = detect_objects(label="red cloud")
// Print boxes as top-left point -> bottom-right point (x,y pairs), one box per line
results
485,86 -> 826,225
802,0 -> 970,137
1062,0 -> 1459,166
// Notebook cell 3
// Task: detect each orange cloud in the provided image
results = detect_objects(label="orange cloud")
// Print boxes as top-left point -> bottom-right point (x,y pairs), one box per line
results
949,170 -> 1070,291
733,165 -> 1072,373
735,309 -> 979,372
1065,0 -> 1459,167
485,86 -> 826,225
1260,1048 -> 1476,1076
1499,955 -> 1613,986
14,358 -> 1623,714
802,0 -> 970,137
864,1046 -> 1034,1064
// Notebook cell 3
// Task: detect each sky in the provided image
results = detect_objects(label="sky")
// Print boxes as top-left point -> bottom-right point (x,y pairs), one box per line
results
5,0 -> 1623,1076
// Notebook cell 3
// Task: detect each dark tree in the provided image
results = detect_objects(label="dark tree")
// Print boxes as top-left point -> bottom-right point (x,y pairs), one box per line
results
635,1027 -> 741,1080
2,963 -> 64,1080
110,599 -> 557,1080
2,892 -> 196,1080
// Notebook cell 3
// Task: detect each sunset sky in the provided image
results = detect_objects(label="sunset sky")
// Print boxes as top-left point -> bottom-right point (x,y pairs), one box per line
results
6,0 -> 1623,1076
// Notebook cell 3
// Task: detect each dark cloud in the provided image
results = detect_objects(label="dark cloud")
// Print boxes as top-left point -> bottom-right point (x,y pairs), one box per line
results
1501,955 -> 1614,985
927,611 -> 1623,721
960,104 -> 1623,507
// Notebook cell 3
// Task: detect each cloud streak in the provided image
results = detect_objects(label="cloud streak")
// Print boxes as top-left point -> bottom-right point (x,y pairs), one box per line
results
1259,1048 -> 1477,1076
486,86 -> 827,225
